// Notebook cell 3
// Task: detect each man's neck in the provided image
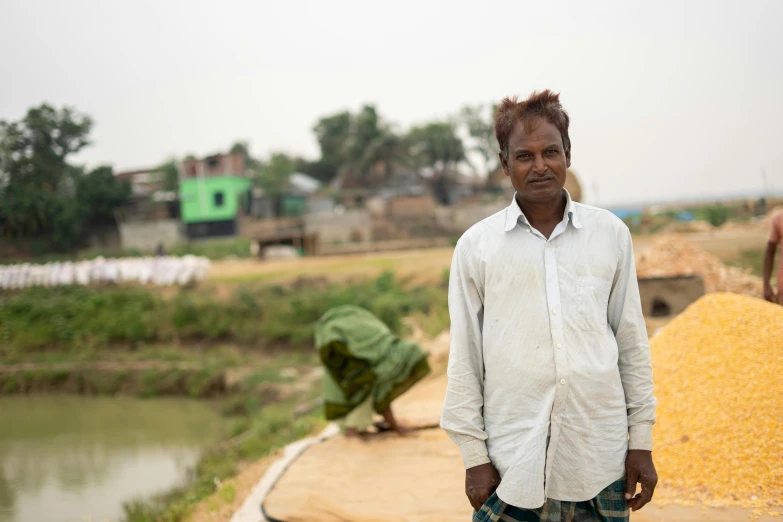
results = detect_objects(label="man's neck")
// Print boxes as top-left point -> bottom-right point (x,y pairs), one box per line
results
516,191 -> 567,229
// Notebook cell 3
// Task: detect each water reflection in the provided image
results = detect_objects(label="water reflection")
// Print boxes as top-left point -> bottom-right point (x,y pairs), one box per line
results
0,396 -> 224,522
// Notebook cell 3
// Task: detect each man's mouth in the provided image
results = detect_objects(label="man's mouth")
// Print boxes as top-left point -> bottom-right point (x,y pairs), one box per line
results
529,177 -> 554,185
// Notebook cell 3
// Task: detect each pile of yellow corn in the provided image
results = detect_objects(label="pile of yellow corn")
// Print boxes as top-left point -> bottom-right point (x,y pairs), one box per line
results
650,293 -> 783,508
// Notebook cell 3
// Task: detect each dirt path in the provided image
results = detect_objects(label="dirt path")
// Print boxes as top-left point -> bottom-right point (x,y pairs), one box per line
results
206,227 -> 768,288
253,326 -> 780,522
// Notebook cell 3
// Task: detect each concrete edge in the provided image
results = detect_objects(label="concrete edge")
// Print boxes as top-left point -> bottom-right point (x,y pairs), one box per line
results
228,423 -> 341,522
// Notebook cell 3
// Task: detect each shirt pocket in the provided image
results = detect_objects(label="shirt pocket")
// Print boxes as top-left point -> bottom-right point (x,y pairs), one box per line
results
574,275 -> 611,332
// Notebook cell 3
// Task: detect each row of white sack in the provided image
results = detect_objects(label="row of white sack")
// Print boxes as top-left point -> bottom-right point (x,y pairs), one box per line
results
0,256 -> 211,289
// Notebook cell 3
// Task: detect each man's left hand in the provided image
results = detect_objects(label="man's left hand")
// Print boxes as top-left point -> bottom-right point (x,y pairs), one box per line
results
625,449 -> 657,511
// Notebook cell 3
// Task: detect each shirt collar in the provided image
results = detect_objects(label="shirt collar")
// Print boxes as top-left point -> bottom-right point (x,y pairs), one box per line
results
504,188 -> 582,232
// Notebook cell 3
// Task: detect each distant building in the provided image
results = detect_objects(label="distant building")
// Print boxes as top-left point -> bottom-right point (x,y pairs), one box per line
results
178,151 -> 251,239
248,172 -> 326,219
114,167 -> 177,222
115,168 -> 164,198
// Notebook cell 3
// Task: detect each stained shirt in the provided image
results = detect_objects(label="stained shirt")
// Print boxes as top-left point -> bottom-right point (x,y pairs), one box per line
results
441,191 -> 656,509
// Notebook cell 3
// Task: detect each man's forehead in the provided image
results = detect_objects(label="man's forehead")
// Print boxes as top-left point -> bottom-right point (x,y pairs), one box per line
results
509,118 -> 561,146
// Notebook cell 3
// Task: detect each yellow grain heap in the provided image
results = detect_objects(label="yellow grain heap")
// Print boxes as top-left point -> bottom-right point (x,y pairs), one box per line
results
636,235 -> 762,298
650,293 -> 783,507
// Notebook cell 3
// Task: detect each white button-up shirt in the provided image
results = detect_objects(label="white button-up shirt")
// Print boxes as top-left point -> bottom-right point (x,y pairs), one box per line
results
441,191 -> 656,509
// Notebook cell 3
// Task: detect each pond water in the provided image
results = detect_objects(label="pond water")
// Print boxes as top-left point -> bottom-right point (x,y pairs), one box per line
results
0,396 -> 225,522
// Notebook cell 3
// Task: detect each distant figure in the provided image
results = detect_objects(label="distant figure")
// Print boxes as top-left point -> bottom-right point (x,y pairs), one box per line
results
314,305 -> 431,438
155,242 -> 166,257
764,208 -> 783,305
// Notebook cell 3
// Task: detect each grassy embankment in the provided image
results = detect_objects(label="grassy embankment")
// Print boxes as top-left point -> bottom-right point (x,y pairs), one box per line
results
0,271 -> 450,521
0,237 -> 254,265
727,248 -> 765,278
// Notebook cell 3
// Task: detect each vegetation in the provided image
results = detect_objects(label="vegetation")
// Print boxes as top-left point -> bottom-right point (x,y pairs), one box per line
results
0,365 -> 226,397
0,237 -> 253,265
0,272 -> 447,521
0,272 -> 449,356
123,396 -> 324,522
459,104 -> 498,176
727,248 -> 765,278
0,104 -> 131,253
704,205 -> 731,227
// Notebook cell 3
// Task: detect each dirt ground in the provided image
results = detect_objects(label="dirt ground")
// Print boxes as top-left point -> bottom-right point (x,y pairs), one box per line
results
257,323 -> 781,522
186,225 -> 777,522
261,356 -> 782,522
206,227 -> 769,287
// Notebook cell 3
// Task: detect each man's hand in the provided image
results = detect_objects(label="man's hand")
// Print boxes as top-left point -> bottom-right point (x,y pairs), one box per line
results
764,285 -> 778,304
465,462 -> 501,511
625,450 -> 658,511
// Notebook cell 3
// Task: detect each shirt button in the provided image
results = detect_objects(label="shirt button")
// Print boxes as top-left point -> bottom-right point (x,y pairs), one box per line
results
557,343 -> 562,349
552,309 -> 558,315
546,242 -> 551,248
553,415 -> 558,421
560,379 -> 566,385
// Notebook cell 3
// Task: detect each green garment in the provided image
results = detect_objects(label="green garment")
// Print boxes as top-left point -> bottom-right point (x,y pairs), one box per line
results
314,305 -> 431,421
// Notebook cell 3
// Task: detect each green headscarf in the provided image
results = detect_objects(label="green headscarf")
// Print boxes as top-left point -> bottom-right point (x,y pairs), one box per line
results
314,305 -> 431,420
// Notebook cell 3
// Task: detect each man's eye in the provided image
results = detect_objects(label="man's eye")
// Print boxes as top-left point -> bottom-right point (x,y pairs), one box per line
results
545,149 -> 557,155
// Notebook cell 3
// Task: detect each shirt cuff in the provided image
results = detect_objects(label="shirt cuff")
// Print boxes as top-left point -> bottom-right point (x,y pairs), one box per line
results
459,438 -> 491,469
628,424 -> 653,451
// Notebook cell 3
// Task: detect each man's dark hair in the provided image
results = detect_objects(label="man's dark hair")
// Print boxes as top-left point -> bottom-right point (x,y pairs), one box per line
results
494,90 -> 571,161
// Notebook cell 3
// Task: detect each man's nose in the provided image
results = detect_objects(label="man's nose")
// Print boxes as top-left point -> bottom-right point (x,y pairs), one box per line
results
532,154 -> 547,174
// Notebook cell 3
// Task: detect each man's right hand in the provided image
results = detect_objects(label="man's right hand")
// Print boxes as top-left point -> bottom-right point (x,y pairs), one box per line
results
465,462 -> 501,511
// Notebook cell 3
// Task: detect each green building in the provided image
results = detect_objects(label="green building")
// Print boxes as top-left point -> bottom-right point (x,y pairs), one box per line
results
179,175 -> 250,238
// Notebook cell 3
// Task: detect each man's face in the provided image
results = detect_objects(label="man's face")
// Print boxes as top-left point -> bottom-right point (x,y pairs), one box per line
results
499,118 -> 570,204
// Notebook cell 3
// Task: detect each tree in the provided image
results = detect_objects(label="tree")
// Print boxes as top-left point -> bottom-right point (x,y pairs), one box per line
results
313,111 -> 352,182
258,152 -> 296,197
406,121 -> 466,176
155,158 -> 180,192
294,158 -> 336,184
76,166 -> 131,226
406,121 -> 467,204
460,104 -> 498,176
229,140 -> 263,176
312,105 -> 404,184
0,104 -> 130,253
0,104 -> 92,241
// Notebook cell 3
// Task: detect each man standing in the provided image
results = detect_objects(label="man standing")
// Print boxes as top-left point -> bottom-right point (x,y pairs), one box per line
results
763,207 -> 783,304
441,91 -> 657,521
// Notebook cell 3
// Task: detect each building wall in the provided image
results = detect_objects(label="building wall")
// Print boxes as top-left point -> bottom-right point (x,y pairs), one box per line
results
387,195 -> 436,216
306,197 -> 336,215
304,211 -> 372,245
434,201 -> 508,233
180,152 -> 246,180
119,220 -> 183,251
179,176 -> 251,224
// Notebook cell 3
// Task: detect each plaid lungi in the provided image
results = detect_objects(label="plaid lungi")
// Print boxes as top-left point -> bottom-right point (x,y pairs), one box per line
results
473,478 -> 629,522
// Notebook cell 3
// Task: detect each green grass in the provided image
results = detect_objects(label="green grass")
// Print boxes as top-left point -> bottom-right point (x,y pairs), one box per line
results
122,369 -> 325,522
0,272 -> 449,356
727,248 -> 765,277
167,237 -> 252,260
0,237 -> 253,264
0,272 -> 449,521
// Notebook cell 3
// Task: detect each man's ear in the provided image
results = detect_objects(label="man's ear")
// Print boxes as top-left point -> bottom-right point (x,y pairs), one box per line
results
499,151 -> 509,177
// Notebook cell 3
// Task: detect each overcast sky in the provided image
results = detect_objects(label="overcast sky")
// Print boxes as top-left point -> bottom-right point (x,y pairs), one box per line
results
2,0 -> 782,206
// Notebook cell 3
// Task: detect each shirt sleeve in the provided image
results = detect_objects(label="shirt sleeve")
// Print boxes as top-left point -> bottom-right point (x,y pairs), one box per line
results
440,240 -> 491,469
607,227 -> 657,451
